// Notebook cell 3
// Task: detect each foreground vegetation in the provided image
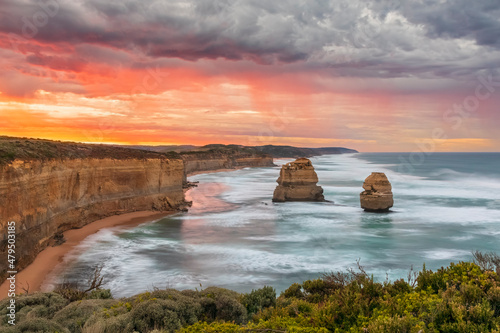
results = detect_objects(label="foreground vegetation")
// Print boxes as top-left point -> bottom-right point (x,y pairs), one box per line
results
1,252 -> 499,332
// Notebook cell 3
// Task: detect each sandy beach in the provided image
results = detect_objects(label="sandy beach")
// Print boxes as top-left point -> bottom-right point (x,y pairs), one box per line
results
186,167 -> 246,177
0,211 -> 173,300
0,167 -> 254,300
0,168 -> 238,300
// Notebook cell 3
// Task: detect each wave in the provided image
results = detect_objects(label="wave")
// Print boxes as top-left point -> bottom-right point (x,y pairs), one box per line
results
51,153 -> 500,297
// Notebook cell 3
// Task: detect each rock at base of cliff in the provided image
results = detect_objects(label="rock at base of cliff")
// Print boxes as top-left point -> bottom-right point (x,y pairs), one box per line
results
272,158 -> 325,202
272,185 -> 324,202
360,172 -> 393,212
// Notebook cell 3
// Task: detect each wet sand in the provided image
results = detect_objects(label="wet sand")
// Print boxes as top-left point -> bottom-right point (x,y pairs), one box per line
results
186,167 -> 245,177
0,211 -> 173,300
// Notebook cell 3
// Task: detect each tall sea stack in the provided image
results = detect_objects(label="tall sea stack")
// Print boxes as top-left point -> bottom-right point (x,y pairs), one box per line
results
272,158 -> 325,202
360,172 -> 394,212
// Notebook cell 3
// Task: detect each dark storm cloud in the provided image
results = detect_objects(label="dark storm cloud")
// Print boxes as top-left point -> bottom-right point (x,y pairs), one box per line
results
1,0 -> 500,79
391,0 -> 500,47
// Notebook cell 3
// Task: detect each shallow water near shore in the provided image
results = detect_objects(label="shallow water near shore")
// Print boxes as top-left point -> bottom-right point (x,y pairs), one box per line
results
50,153 -> 500,297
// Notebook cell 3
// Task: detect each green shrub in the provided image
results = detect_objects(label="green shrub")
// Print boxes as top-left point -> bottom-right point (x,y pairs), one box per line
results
129,299 -> 181,332
178,321 -> 244,332
53,299 -> 116,333
198,287 -> 248,323
386,279 -> 412,296
249,315 -> 329,332
87,289 -> 112,300
150,289 -> 202,325
199,286 -> 241,300
82,313 -> 132,333
416,262 -> 497,294
302,279 -> 329,303
487,286 -> 500,316
0,292 -> 68,326
199,297 -> 217,322
240,286 -> 276,316
16,317 -> 70,333
282,283 -> 304,299
214,295 -> 247,324
365,315 -> 425,333
2,255 -> 499,332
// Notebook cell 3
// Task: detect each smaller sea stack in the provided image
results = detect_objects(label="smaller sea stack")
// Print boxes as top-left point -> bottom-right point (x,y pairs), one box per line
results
272,158 -> 325,202
360,172 -> 394,212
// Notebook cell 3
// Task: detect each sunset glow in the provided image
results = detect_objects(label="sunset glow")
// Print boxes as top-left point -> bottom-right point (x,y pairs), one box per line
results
1,1 -> 500,152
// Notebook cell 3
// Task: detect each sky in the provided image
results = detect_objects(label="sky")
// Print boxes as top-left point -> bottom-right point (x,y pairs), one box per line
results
0,0 -> 499,152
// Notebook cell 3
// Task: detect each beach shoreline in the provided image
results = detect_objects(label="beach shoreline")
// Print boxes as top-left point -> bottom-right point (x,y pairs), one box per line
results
186,167 -> 248,177
0,162 -> 278,301
0,166 -> 252,300
0,211 -> 174,300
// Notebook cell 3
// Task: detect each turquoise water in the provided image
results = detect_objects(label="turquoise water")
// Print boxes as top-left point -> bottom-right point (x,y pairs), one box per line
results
52,153 -> 500,297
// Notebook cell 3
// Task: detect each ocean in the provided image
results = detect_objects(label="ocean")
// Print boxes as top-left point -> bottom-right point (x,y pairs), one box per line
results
49,153 -> 500,297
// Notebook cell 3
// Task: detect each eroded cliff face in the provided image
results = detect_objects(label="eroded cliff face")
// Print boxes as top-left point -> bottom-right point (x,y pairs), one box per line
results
272,158 -> 325,202
360,172 -> 394,212
182,153 -> 274,176
0,158 -> 186,280
0,137 -> 278,283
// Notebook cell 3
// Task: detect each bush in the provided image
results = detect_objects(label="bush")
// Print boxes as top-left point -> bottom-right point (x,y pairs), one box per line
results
240,286 -> 276,316
0,292 -> 68,326
178,321 -> 244,332
365,315 -> 425,333
82,313 -> 132,333
129,299 -> 181,332
2,254 -> 500,332
214,295 -> 247,324
53,299 -> 116,333
416,262 -> 497,294
150,289 -> 202,325
15,317 -> 70,333
302,279 -> 330,303
87,289 -> 112,300
199,287 -> 248,323
488,286 -> 500,317
282,283 -> 304,299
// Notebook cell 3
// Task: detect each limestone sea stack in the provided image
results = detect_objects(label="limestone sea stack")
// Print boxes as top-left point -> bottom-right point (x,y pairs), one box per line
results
272,158 -> 325,202
360,172 -> 394,212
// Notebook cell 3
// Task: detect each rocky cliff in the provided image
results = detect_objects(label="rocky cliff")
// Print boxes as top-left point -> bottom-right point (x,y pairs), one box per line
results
272,158 -> 325,202
182,150 -> 275,176
0,157 -> 186,282
0,137 -> 276,283
360,172 -> 394,212
254,145 -> 358,158
121,143 -> 358,159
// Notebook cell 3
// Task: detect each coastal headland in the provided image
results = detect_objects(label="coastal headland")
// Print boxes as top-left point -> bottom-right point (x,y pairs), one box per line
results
0,136 -> 356,296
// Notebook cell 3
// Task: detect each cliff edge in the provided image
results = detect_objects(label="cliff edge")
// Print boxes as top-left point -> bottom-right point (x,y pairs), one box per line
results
0,138 -> 189,283
181,145 -> 275,176
0,137 -> 276,283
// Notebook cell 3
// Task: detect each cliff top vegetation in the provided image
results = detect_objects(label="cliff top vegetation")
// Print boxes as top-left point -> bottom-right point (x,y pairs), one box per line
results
0,136 -> 178,165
